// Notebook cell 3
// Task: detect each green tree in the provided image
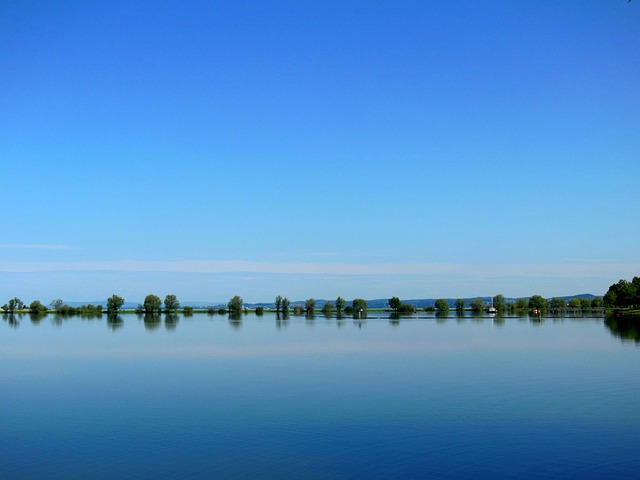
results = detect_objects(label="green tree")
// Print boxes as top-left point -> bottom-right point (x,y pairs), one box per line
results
106,294 -> 125,314
183,306 -> 194,316
275,295 -> 283,313
255,306 -> 264,316
227,295 -> 243,315
514,298 -> 529,309
50,298 -> 64,312
492,294 -> 506,312
57,304 -> 76,316
470,298 -> 485,313
29,300 -> 47,314
7,297 -> 24,313
435,299 -> 450,313
144,294 -> 162,314
581,298 -> 593,310
604,277 -> 639,309
528,295 -> 548,311
352,298 -> 367,312
398,303 -> 416,313
389,296 -> 401,311
550,297 -> 566,311
321,301 -> 333,316
568,298 -> 583,311
335,297 -> 346,315
281,297 -> 290,315
293,305 -> 303,315
305,298 -> 316,316
164,294 -> 180,312
455,299 -> 465,313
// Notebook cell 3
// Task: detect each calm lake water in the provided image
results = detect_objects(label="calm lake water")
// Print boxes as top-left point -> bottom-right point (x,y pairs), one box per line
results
2,312 -> 639,479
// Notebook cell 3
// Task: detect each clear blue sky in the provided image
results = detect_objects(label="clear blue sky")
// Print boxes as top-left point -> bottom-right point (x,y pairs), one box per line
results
1,1 -> 638,304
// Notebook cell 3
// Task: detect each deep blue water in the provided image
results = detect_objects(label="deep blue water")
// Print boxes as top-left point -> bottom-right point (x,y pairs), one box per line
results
2,313 -> 639,479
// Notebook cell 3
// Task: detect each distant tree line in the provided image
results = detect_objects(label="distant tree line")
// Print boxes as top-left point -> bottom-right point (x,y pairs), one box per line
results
1,289 -> 614,320
389,294 -> 604,315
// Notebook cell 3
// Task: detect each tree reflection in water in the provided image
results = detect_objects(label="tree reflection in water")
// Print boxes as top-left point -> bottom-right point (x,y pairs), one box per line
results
2,313 -> 20,328
605,316 -> 640,344
107,314 -> 123,330
143,313 -> 161,331
228,313 -> 242,330
165,313 -> 179,330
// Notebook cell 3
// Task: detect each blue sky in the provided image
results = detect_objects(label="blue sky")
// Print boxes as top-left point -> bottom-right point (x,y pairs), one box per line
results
1,1 -> 638,304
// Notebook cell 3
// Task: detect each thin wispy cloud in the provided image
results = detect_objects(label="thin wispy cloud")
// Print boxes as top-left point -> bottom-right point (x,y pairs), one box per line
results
0,259 -> 636,279
0,243 -> 75,250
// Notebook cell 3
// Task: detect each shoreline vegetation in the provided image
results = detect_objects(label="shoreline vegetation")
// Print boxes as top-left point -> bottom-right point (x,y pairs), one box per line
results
1,276 -> 638,319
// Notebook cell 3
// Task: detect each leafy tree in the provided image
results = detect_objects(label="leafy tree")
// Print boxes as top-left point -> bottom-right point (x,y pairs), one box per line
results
281,297 -> 290,315
79,304 -> 100,317
144,294 -> 162,314
389,296 -> 401,311
335,297 -> 346,315
352,298 -> 367,312
29,300 -> 47,314
528,295 -> 548,311
592,297 -> 604,309
57,304 -> 77,316
455,299 -> 465,313
604,277 -> 639,309
106,294 -> 125,314
470,298 -> 485,313
634,276 -> 640,305
293,305 -> 303,315
398,303 -> 416,313
50,298 -> 64,312
580,298 -> 592,310
255,306 -> 264,316
227,295 -> 243,315
164,294 -> 180,312
275,295 -> 283,313
435,299 -> 450,312
183,306 -> 194,316
7,297 -> 24,313
492,294 -> 506,312
550,297 -> 566,311
604,288 -> 617,308
514,298 -> 529,310
321,301 -> 333,316
135,304 -> 144,314
305,298 -> 316,316
568,298 -> 583,311
352,298 -> 367,319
